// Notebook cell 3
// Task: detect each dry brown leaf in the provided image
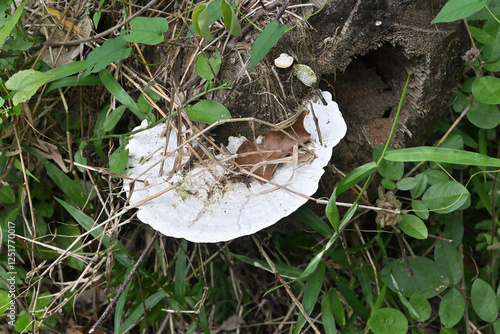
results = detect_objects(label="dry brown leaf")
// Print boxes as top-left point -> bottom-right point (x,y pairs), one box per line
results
34,138 -> 69,173
235,111 -> 311,181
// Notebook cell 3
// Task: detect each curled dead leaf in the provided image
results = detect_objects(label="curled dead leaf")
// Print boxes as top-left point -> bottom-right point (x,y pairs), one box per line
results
234,111 -> 311,181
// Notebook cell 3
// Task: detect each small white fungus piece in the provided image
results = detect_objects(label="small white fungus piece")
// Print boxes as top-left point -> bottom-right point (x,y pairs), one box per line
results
274,53 -> 294,68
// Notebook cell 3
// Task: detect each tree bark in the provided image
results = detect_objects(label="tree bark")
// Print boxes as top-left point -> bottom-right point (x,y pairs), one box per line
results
291,0 -> 468,197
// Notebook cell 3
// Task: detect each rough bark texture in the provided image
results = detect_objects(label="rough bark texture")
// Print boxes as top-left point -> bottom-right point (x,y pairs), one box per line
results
255,0 -> 469,231
283,0 -> 468,199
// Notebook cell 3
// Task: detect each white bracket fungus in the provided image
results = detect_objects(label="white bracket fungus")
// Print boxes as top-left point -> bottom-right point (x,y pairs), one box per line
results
274,53 -> 294,68
124,91 -> 347,242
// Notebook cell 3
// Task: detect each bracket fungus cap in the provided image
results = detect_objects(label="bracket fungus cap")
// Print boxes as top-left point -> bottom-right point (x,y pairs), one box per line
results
124,91 -> 346,242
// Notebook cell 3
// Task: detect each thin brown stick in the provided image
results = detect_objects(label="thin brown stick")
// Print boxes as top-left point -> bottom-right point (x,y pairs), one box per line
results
88,231 -> 160,333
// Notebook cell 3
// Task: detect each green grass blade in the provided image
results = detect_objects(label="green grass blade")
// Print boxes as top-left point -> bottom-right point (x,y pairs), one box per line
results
99,69 -> 144,119
32,154 -> 86,207
119,291 -> 167,333
294,262 -> 326,334
336,162 -> 377,196
384,147 -> 500,167
321,290 -> 338,334
325,190 -> 340,232
44,61 -> 86,82
0,0 -> 28,46
174,239 -> 187,301
294,206 -> 333,238
334,274 -> 370,320
45,76 -> 102,94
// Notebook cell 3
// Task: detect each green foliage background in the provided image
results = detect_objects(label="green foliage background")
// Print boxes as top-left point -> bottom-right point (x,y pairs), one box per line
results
0,0 -> 499,333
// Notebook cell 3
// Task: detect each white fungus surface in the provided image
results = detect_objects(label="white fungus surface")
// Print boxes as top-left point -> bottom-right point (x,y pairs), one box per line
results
124,91 -> 346,242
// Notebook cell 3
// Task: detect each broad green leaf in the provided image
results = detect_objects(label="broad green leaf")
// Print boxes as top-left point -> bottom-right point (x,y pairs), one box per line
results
109,145 -> 129,175
294,206 -> 332,238
409,294 -> 431,322
0,290 -> 11,316
321,290 -> 338,334
494,320 -> 500,334
336,162 -> 377,195
368,308 -> 408,334
123,17 -> 168,45
0,0 -> 28,46
0,185 -> 15,204
442,215 -> 464,247
431,0 -> 486,23
294,262 -> 325,334
397,177 -> 416,191
99,69 -> 144,118
438,134 -> 463,150
399,214 -> 428,239
186,99 -> 231,124
483,58 -> 500,72
250,20 -> 287,71
469,26 -> 497,44
384,147 -> 500,167
84,36 -> 131,76
410,173 -> 428,198
471,278 -> 499,322
381,256 -> 449,298
481,19 -> 500,61
221,0 -> 241,36
6,70 -> 54,105
195,49 -> 222,80
192,4 -> 211,40
472,76 -> 500,105
381,178 -> 396,190
439,288 -> 465,328
375,146 -> 404,181
411,200 -> 429,220
451,91 -> 468,112
325,190 -> 339,232
103,105 -> 127,132
422,181 -> 470,214
434,241 -> 463,285
424,169 -> 449,185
